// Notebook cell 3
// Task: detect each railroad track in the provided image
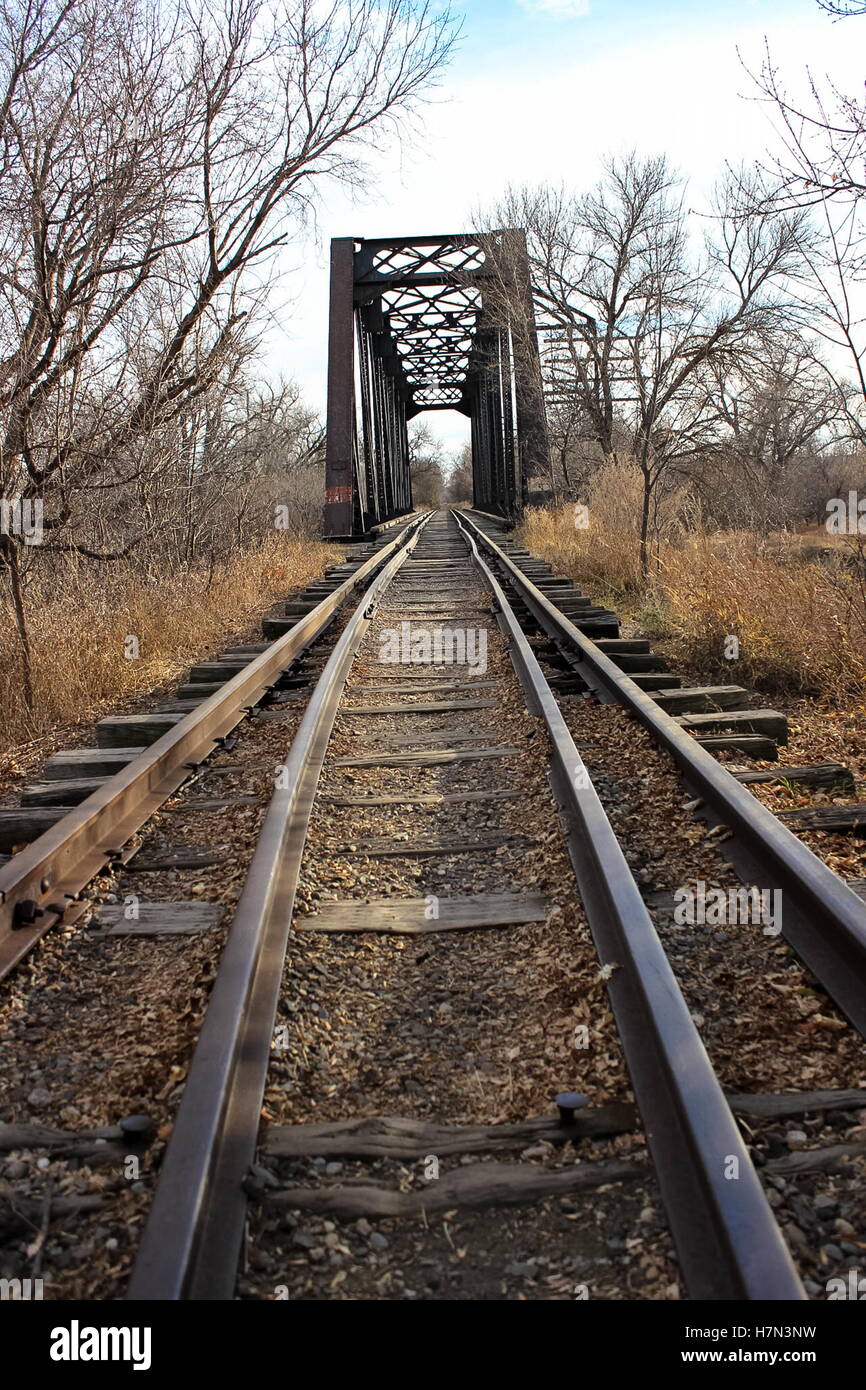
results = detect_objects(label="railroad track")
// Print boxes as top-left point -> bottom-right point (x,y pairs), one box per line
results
2,507 -> 866,1302
459,511 -> 866,1036
124,510 -> 845,1300
0,518 -> 421,973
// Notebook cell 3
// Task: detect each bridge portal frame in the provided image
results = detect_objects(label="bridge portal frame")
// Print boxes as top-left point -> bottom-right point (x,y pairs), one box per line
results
323,229 -> 548,538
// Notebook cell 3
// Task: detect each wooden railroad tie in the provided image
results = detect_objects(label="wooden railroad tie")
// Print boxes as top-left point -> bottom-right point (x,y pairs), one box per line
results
326,833 -> 529,859
253,1089 -> 866,1220
261,1089 -> 866,1161
320,789 -> 520,807
776,804 -> 866,834
95,902 -> 225,936
297,892 -> 549,933
731,763 -> 854,791
342,699 -> 499,715
263,1104 -> 636,1159
680,709 -> 788,743
334,746 -> 519,768
123,847 -> 228,871
696,733 -> 779,759
262,1158 -> 646,1219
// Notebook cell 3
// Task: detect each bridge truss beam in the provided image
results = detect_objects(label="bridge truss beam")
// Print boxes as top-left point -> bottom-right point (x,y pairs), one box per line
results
323,229 -> 549,538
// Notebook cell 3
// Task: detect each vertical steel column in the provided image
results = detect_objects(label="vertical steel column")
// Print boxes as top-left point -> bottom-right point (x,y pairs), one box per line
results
372,354 -> 388,522
323,238 -> 356,538
489,336 -> 506,515
356,321 -> 377,526
503,228 -> 549,510
502,326 -> 518,515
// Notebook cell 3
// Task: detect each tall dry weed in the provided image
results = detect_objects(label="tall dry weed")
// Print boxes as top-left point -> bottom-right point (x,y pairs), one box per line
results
0,534 -> 339,757
520,495 -> 866,699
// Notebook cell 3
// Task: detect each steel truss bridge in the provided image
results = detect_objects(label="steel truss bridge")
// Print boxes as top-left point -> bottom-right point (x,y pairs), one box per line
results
322,229 -> 549,538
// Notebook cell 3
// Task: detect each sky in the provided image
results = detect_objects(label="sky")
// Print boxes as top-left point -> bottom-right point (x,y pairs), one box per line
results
263,0 -> 866,457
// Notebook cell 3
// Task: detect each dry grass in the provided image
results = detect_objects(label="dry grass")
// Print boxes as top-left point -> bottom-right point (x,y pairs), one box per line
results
519,492 -> 866,699
0,533 -> 340,760
521,461 -> 645,600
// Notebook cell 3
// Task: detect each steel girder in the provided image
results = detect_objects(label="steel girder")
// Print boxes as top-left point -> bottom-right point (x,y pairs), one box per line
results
323,230 -> 549,538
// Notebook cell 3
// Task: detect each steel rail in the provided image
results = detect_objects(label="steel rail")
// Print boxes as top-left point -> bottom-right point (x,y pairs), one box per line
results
127,514 -> 432,1300
458,510 -> 866,1039
0,515 -> 429,979
453,510 -> 804,1301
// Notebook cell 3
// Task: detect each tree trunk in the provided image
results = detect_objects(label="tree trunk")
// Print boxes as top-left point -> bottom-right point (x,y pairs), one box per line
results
3,537 -> 35,714
639,467 -> 652,582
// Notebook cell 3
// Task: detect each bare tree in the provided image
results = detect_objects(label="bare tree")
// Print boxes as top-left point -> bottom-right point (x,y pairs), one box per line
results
445,441 -> 472,505
408,418 -> 445,507
746,5 -> 866,452
485,157 -> 805,575
817,0 -> 866,14
694,343 -> 843,530
0,0 -> 456,700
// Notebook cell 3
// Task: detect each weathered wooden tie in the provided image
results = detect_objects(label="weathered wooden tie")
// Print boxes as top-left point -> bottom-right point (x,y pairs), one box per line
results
95,713 -> 185,748
320,789 -> 519,807
776,804 -> 866,833
678,709 -> 788,743
262,1158 -> 644,1219
343,698 -> 498,715
652,685 -> 749,714
262,1103 -> 634,1158
334,745 -> 519,768
96,902 -> 225,935
42,747 -> 147,779
299,891 -> 548,933
732,763 -> 854,791
330,833 -> 527,859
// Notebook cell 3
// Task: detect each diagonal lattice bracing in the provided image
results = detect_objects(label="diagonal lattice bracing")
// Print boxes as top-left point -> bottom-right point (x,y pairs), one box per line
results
324,231 -> 549,537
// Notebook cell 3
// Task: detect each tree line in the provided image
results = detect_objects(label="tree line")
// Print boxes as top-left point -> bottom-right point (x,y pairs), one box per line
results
478,0 -> 866,574
0,0 -> 456,703
4,0 -> 865,661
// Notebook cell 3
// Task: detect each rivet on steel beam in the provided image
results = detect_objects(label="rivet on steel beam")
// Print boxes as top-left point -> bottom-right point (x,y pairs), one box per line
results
555,1091 -> 589,1126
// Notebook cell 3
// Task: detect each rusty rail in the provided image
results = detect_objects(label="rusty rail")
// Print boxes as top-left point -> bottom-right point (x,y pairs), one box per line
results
458,509 -> 866,1040
454,510 -> 804,1301
127,515 -> 432,1299
0,514 -> 429,978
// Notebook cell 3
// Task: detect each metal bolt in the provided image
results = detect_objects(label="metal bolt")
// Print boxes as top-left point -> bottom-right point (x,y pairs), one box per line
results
555,1091 -> 589,1126
11,899 -> 42,930
119,1114 -> 156,1145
